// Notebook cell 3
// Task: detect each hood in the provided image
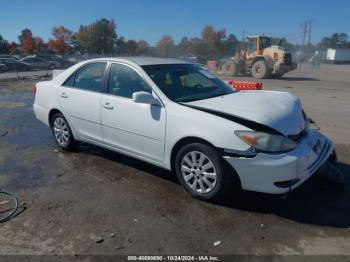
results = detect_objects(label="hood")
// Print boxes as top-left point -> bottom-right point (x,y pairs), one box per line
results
185,91 -> 306,136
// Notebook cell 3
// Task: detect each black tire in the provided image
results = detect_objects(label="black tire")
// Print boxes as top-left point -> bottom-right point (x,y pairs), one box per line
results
252,60 -> 269,79
50,113 -> 78,151
175,143 -> 237,200
223,60 -> 238,77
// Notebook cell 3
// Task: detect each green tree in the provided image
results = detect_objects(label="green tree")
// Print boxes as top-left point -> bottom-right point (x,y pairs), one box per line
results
176,37 -> 196,56
320,33 -> 348,48
18,29 -> 32,44
201,25 -> 226,58
0,35 -> 9,53
136,40 -> 149,55
8,42 -> 18,54
126,40 -> 138,55
76,18 -> 117,54
221,34 -> 238,56
116,36 -> 127,54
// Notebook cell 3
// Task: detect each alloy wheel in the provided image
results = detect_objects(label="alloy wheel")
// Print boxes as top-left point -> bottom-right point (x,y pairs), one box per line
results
180,151 -> 217,194
53,117 -> 69,146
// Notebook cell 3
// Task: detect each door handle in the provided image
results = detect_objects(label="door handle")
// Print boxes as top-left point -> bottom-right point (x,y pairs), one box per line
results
103,102 -> 114,110
60,92 -> 68,98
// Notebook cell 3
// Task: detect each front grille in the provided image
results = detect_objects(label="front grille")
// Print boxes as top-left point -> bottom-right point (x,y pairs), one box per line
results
284,53 -> 292,65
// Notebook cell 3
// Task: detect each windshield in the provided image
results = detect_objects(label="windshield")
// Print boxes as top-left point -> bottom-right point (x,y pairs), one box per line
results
142,64 -> 235,102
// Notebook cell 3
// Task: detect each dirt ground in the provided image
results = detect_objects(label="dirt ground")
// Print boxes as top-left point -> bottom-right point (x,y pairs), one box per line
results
0,64 -> 349,256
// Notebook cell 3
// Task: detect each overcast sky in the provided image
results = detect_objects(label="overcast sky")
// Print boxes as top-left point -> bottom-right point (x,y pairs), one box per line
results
0,0 -> 349,45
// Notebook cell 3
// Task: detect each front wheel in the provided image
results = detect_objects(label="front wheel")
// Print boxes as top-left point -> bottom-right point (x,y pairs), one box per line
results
51,113 -> 78,151
252,60 -> 269,79
175,143 -> 236,200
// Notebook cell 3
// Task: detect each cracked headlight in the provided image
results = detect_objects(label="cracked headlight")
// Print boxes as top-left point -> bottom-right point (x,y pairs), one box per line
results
235,130 -> 298,153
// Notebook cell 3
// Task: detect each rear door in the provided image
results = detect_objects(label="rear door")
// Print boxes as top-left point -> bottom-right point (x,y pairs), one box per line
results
101,63 -> 166,163
58,62 -> 107,143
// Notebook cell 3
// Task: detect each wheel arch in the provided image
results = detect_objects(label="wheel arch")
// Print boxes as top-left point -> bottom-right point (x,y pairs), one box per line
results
48,108 -> 62,127
48,108 -> 80,143
170,137 -> 215,172
170,136 -> 242,189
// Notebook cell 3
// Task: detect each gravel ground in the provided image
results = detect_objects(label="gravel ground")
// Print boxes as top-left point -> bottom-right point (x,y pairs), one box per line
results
0,64 -> 349,257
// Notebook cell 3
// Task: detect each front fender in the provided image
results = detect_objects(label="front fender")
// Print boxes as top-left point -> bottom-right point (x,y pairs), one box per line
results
163,102 -> 252,169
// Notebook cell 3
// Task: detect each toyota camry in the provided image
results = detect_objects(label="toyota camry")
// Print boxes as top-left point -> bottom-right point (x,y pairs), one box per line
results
33,57 -> 336,200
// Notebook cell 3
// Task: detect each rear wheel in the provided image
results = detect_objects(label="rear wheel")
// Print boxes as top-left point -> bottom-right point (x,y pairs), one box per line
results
252,60 -> 269,79
175,143 -> 236,200
51,113 -> 78,151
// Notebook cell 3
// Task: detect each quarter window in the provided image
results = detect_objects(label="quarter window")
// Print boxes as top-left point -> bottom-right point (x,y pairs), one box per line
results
107,63 -> 151,98
63,62 -> 107,92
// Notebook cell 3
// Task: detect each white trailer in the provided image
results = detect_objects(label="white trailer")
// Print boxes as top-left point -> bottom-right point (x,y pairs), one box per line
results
326,48 -> 350,63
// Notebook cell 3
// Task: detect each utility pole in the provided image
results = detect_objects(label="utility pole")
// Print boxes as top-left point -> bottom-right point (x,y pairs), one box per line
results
308,20 -> 313,47
301,20 -> 314,57
302,22 -> 308,48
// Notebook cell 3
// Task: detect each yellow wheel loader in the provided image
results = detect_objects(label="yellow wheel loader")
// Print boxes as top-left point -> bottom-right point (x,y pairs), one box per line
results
219,35 -> 297,79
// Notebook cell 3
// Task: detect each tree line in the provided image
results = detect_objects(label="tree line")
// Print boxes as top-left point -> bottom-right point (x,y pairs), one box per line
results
0,18 -> 349,59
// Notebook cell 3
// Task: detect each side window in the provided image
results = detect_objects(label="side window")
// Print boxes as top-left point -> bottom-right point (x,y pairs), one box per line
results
71,62 -> 107,92
107,63 -> 151,98
247,39 -> 257,54
63,73 -> 75,87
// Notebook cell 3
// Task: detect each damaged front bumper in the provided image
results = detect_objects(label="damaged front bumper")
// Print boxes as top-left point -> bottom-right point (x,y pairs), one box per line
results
223,129 -> 334,194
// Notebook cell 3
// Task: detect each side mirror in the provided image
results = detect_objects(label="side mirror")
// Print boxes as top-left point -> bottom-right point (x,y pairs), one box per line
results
132,91 -> 161,106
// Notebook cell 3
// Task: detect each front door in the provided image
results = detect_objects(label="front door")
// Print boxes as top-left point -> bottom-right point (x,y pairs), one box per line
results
101,63 -> 166,164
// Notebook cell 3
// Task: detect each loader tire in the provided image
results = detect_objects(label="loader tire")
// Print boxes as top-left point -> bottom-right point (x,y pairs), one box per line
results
252,60 -> 269,79
223,60 -> 238,77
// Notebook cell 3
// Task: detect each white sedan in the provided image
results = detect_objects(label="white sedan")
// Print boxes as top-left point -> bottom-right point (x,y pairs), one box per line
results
33,57 -> 335,200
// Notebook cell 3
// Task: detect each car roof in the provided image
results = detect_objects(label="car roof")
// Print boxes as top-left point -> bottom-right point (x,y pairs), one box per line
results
89,57 -> 191,66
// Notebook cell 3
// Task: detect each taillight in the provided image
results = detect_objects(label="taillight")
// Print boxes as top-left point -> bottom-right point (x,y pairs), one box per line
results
34,83 -> 37,96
